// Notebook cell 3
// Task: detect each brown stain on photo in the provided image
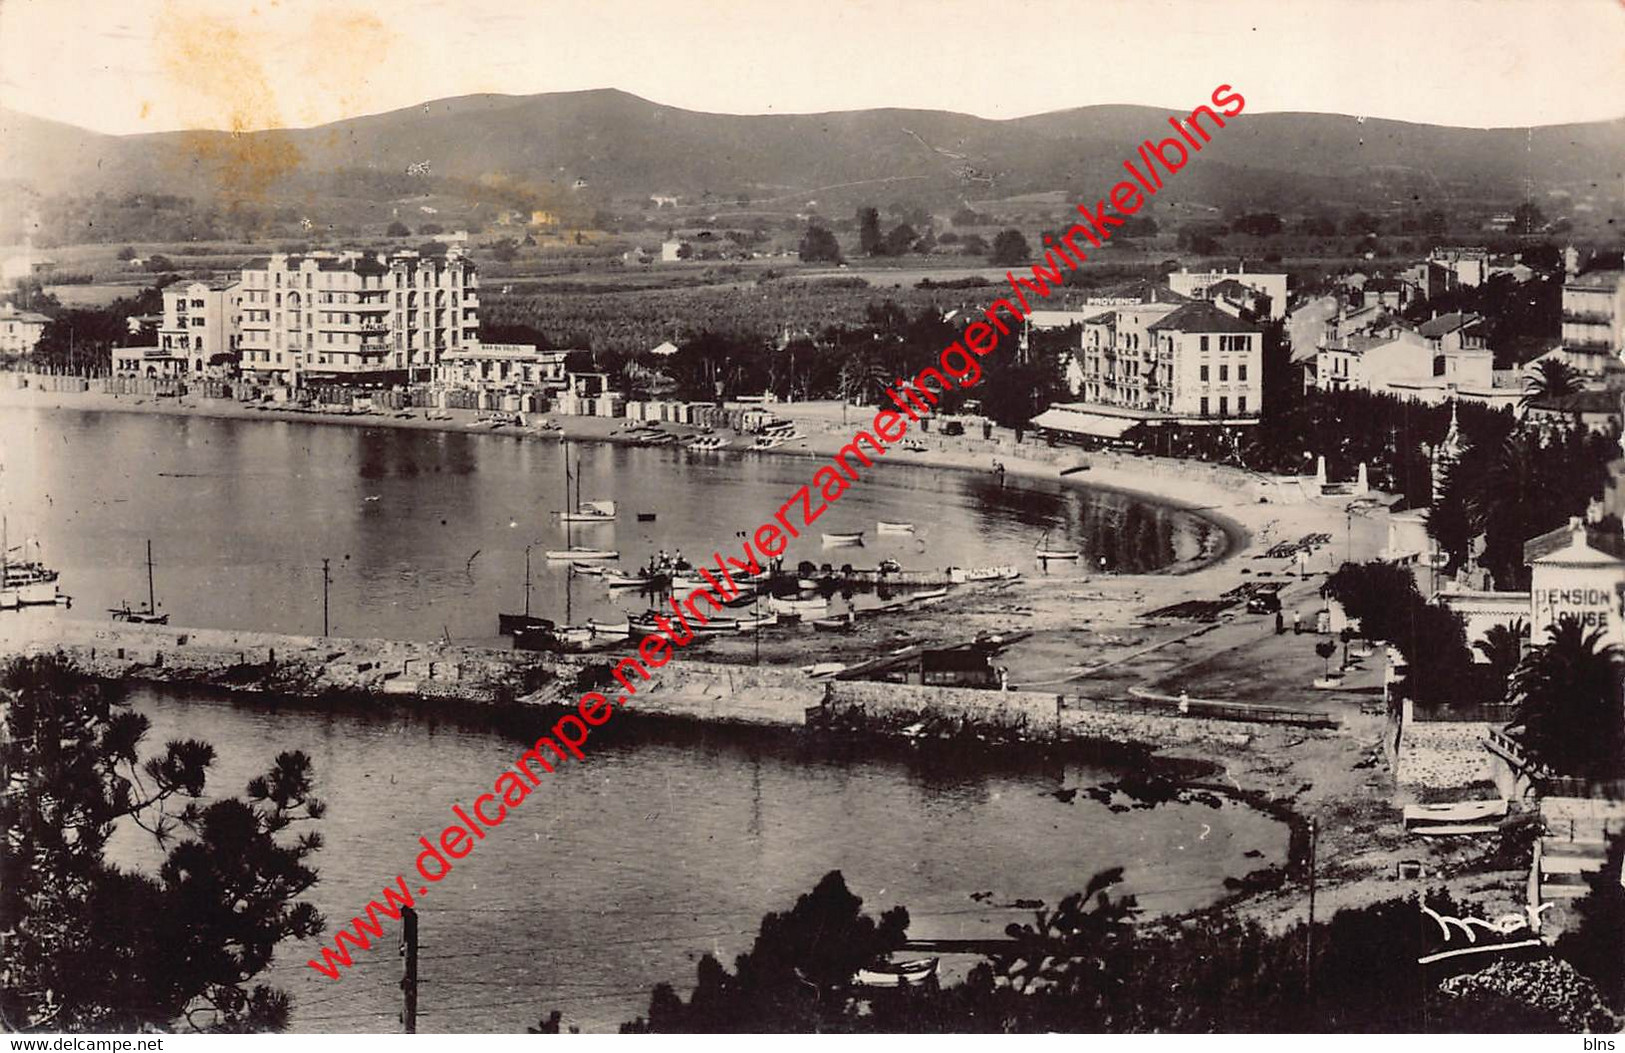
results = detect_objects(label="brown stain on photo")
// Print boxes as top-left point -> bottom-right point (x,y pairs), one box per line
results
155,2 -> 301,205
150,1 -> 399,209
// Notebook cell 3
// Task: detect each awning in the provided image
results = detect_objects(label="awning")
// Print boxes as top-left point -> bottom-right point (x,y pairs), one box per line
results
1030,407 -> 1144,439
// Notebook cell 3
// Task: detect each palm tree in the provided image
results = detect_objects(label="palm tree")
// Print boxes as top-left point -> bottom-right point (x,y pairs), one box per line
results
1508,615 -> 1625,778
1522,358 -> 1581,408
1474,618 -> 1527,691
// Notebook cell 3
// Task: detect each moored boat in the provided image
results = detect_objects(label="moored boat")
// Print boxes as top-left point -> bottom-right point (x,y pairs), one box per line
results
821,531 -> 865,547
586,618 -> 631,638
560,499 -> 617,524
3,525 -> 62,609
604,571 -> 663,589
571,562 -> 608,575
687,435 -> 727,451
876,521 -> 915,534
499,612 -> 555,636
1035,549 -> 1081,561
959,564 -> 1021,582
769,595 -> 829,616
854,958 -> 939,988
813,612 -> 857,632
545,548 -> 619,560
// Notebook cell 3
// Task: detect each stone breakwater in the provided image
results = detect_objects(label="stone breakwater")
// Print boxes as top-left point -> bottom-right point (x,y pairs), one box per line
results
0,618 -> 1334,755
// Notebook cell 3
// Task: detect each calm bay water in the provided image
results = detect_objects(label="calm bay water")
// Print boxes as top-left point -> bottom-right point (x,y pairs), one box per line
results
5,406 -> 1265,1033
111,685 -> 1287,1033
0,407 -> 1217,641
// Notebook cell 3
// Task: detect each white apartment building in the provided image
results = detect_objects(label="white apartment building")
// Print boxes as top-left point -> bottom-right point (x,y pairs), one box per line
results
237,248 -> 479,387
1145,303 -> 1265,418
1166,264 -> 1288,320
1561,268 -> 1625,356
1038,301 -> 1264,420
157,280 -> 241,374
0,304 -> 49,355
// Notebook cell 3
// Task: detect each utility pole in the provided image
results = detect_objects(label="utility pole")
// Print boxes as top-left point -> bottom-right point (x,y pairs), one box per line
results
321,558 -> 331,637
1305,817 -> 1318,998
400,905 -> 419,1034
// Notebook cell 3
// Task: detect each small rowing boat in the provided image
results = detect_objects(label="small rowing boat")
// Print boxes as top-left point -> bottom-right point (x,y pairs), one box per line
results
586,618 -> 631,638
770,595 -> 829,616
961,564 -> 1020,581
637,512 -> 658,522
822,531 -> 865,546
876,521 -> 915,534
854,958 -> 939,989
734,612 -> 780,631
907,587 -> 949,603
571,562 -> 608,575
687,435 -> 727,451
545,548 -> 618,561
1035,549 -> 1081,561
604,571 -> 661,588
813,612 -> 857,631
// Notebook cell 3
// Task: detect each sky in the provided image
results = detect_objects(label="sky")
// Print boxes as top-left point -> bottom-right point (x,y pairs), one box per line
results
1,0 -> 1623,135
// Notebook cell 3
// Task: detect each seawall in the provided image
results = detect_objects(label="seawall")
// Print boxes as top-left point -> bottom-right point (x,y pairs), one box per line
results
0,617 -> 1323,754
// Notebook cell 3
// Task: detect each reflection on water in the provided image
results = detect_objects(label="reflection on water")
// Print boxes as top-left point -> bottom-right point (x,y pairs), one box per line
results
1,408 -> 1218,642
107,686 -> 1287,1033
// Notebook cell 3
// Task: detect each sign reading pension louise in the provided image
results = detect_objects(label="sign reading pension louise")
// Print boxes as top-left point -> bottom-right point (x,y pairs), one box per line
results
1529,520 -> 1625,647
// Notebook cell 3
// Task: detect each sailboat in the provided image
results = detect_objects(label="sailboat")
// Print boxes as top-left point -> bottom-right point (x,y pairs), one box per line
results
560,499 -> 617,524
110,540 -> 168,623
546,443 -> 618,559
498,543 -> 554,636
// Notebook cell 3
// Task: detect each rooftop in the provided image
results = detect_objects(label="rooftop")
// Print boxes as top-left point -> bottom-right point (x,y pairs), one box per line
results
1524,519 -> 1625,566
1417,312 -> 1485,338
1565,269 -> 1625,291
1146,301 -> 1262,334
1524,389 -> 1622,415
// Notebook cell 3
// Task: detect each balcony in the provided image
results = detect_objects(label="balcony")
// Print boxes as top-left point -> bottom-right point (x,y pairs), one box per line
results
1562,310 -> 1614,325
359,323 -> 389,336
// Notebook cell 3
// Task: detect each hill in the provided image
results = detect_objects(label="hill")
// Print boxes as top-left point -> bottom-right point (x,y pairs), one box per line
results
2,88 -> 1621,233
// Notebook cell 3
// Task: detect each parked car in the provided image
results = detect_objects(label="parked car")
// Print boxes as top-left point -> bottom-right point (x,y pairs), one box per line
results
1246,592 -> 1282,614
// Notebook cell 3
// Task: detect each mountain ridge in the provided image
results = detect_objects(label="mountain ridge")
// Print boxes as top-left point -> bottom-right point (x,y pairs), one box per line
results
2,88 -> 1621,220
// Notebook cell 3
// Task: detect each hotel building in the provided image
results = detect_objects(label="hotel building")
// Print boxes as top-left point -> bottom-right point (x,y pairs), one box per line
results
1026,294 -> 1265,444
157,280 -> 241,374
236,248 -> 479,387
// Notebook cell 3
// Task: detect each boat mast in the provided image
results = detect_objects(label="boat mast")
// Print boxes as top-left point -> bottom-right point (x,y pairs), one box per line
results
562,440 -> 573,625
523,544 -> 532,618
145,539 -> 158,614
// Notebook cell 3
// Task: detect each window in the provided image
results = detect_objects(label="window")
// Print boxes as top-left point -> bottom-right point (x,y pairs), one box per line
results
1239,364 -> 1248,382
1238,396 -> 1248,414
1433,355 -> 1446,377
1219,396 -> 1229,416
1200,365 -> 1209,381
1200,335 -> 1209,351
1200,396 -> 1210,416
1219,364 -> 1229,382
